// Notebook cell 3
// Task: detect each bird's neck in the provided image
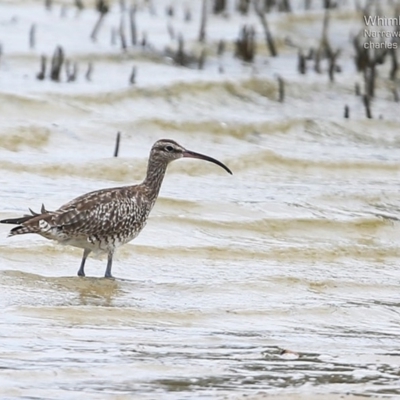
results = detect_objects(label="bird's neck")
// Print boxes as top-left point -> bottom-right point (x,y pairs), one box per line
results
142,159 -> 168,201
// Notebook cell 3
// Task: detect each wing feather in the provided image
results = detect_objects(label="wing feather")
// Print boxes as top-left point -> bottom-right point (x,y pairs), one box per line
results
3,185 -> 149,239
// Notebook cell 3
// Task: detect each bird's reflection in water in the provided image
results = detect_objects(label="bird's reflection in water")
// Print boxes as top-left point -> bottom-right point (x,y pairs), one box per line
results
0,270 -> 128,307
54,276 -> 123,306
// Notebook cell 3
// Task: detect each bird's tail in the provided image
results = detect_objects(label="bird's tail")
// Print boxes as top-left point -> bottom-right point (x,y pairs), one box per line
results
1,215 -> 37,225
1,204 -> 52,236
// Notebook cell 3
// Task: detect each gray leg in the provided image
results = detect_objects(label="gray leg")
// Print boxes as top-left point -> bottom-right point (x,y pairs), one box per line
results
77,249 -> 91,277
104,251 -> 114,278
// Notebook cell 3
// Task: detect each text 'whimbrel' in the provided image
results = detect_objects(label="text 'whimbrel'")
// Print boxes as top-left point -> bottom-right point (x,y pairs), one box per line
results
1,139 -> 232,278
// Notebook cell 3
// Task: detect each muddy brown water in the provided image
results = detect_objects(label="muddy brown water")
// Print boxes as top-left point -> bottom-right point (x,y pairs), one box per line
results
1,1 -> 400,399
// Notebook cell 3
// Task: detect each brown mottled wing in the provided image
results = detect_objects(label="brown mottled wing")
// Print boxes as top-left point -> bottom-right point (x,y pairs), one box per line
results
54,186 -> 144,238
5,185 -> 149,239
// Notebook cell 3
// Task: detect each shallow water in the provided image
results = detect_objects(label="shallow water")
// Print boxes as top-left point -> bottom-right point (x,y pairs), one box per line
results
1,1 -> 400,399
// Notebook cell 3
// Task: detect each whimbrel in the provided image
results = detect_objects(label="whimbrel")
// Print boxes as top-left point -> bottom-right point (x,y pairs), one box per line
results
1,139 -> 232,278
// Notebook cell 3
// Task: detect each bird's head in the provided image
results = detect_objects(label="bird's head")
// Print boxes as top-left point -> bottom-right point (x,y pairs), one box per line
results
150,139 -> 232,174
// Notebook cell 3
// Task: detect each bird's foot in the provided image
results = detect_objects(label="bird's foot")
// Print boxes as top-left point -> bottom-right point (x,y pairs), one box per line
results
77,270 -> 85,277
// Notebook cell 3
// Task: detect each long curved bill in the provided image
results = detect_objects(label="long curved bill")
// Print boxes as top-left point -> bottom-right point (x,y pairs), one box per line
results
183,150 -> 232,175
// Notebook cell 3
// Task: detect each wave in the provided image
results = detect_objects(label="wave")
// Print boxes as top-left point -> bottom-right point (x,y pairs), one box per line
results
154,215 -> 390,235
0,153 -> 235,180
304,119 -> 400,147
3,143 -> 394,179
134,118 -> 301,140
63,77 -> 287,105
119,240 -> 400,261
228,149 -> 400,174
0,158 -> 146,182
1,238 -> 398,263
0,92 -> 89,119
0,125 -> 51,151
123,117 -> 400,150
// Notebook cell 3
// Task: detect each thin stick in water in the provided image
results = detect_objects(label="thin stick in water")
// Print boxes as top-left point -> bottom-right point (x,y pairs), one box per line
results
355,82 -> 360,96
129,66 -> 136,84
29,24 -> 36,49
114,132 -> 121,157
390,48 -> 398,80
119,14 -> 127,51
36,55 -> 46,80
50,46 -> 64,82
254,0 -> 278,57
217,39 -> 225,56
86,62 -> 93,81
328,49 -> 340,82
277,75 -> 284,102
298,50 -> 306,74
198,0 -> 207,42
91,0 -> 109,42
129,5 -> 137,45
198,49 -> 206,70
363,94 -> 372,119
393,87 -> 399,102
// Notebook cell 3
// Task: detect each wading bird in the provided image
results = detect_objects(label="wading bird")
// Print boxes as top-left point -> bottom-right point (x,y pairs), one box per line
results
1,139 -> 232,278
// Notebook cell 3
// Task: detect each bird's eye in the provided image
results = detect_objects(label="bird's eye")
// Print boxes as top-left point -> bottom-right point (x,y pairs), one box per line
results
165,145 -> 174,152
